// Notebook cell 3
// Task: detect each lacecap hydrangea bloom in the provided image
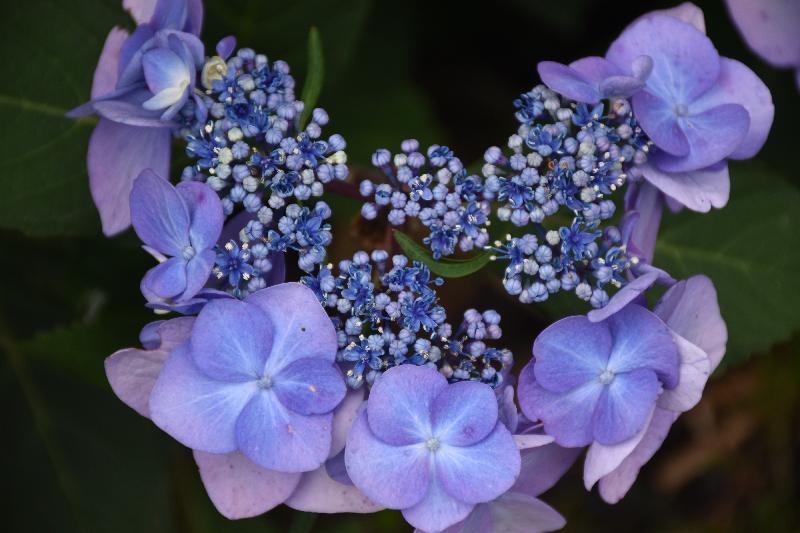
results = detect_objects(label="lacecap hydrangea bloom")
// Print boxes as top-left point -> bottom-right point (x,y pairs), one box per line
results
76,0 -> 773,531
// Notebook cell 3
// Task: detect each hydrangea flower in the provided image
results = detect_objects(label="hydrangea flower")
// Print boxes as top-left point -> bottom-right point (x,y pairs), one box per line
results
68,0 -> 205,235
583,275 -> 726,503
149,282 -> 346,473
518,304 -> 680,447
130,169 -> 223,304
726,0 -> 800,90
345,365 -> 520,532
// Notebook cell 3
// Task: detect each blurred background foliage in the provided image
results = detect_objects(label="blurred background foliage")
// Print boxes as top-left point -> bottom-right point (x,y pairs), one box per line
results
1,0 -> 798,531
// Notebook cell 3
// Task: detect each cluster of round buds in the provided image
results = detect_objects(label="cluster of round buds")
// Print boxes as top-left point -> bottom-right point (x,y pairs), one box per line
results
301,250 -> 512,388
359,141 -> 491,259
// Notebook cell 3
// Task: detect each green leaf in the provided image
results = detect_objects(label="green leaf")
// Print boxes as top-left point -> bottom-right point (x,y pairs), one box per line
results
0,0 -> 128,236
393,230 -> 492,278
655,164 -> 800,368
299,26 -> 324,129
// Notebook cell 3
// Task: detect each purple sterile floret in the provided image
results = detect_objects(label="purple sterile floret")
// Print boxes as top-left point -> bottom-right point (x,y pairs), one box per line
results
538,55 -> 652,104
131,169 -> 223,304
149,282 -> 346,473
518,305 -> 679,447
345,365 -> 520,532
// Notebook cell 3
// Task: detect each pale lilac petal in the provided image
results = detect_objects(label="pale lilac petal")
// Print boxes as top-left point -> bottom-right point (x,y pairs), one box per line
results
537,61 -> 601,103
587,271 -> 660,322
402,474 -> 474,533
584,407 -> 654,489
345,410 -> 430,509
518,363 -> 604,448
273,358 -> 346,415
513,433 -> 555,450
88,119 -> 170,236
598,75 -> 645,98
123,0 -> 157,25
652,104 -> 750,173
432,381 -> 498,447
324,450 -> 352,485
607,15 -> 720,103
454,493 -> 566,533
654,275 -> 727,370
631,90 -> 689,156
92,27 -> 129,98
650,2 -> 706,33
194,451 -> 300,519
640,160 -> 730,213
597,407 -> 679,503
569,56 -> 622,83
725,0 -> 800,68
106,318 -> 193,416
141,256 -> 188,299
329,388 -> 365,458
182,249 -> 215,301
592,369 -> 661,445
606,305 -> 679,388
142,47 -> 190,95
130,169 -> 190,254
245,283 -> 338,374
190,299 -> 272,382
92,90 -> 172,127
367,364 -> 447,446
149,344 -> 254,453
235,391 -> 333,473
532,316 -> 611,393
498,385 -> 519,434
626,181 -> 663,263
513,444 -> 581,497
692,58 -> 774,160
657,333 -> 711,412
285,463 -> 383,514
437,424 -> 520,504
175,181 -> 224,250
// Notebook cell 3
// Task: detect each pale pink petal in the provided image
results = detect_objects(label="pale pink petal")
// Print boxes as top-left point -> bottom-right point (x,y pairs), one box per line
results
584,407 -> 654,490
285,464 -> 383,514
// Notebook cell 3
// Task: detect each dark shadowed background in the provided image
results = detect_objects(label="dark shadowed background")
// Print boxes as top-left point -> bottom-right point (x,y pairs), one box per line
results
1,0 -> 798,531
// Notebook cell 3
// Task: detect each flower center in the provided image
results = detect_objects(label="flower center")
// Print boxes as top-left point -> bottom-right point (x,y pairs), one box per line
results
673,103 -> 690,117
182,245 -> 196,261
425,437 -> 441,452
598,369 -> 615,385
257,375 -> 273,389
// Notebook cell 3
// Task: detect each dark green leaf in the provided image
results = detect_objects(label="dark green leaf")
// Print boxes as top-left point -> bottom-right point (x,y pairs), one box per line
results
393,229 -> 492,278
299,26 -> 324,129
655,164 -> 800,367
0,0 -> 128,236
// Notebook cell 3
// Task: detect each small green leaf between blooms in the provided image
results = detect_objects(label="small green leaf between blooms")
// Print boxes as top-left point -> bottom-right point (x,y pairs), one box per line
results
393,229 -> 492,278
299,26 -> 324,129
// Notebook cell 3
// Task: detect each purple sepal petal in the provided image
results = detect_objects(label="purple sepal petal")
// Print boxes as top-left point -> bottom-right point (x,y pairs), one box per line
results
325,450 -> 352,486
190,299 -> 272,382
139,320 -> 165,349
149,343 -> 254,453
366,364 -> 447,446
692,58 -> 774,160
513,443 -> 581,498
273,358 -> 346,415
285,461 -> 383,514
105,317 -> 194,417
194,450 -> 301,519
216,36 -> 237,59
88,119 -> 170,236
123,0 -> 157,25
92,27 -> 129,98
182,249 -> 215,301
330,388 -> 365,458
606,305 -> 679,388
432,381 -> 498,447
141,256 -> 188,299
725,0 -> 800,69
654,275 -> 727,370
631,91 -> 690,156
651,104 -> 750,173
592,369 -> 661,445
175,178 -> 224,251
130,169 -> 189,255
537,61 -> 601,103
649,2 -> 706,33
625,181 -> 663,263
513,433 -> 555,450
235,392 -> 333,473
345,409 -> 430,509
584,407 -> 654,489
532,316 -> 611,393
437,423 -> 521,504
587,271 -> 660,322
245,283 -> 338,374
597,407 -> 679,503
656,333 -> 710,412
402,474 -> 474,533
441,493 -> 566,533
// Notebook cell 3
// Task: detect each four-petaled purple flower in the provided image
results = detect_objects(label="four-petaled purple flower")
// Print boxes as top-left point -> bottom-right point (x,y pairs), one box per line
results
131,169 -> 223,304
149,283 -> 347,472
346,365 -> 520,532
518,304 -> 680,447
